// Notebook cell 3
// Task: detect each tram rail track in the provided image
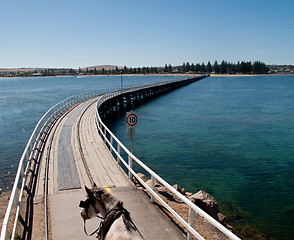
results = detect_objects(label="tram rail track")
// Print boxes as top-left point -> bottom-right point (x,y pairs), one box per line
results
43,98 -> 98,240
76,100 -> 98,186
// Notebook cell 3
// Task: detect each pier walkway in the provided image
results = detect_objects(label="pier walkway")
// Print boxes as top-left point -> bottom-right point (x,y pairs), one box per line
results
1,75 -> 241,240
34,97 -> 185,240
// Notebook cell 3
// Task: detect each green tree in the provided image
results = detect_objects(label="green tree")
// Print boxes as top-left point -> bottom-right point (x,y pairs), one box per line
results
191,63 -> 195,72
240,61 -> 252,74
182,63 -> 186,73
123,65 -> 127,74
195,63 -> 200,73
200,63 -> 206,73
213,61 -> 220,74
186,62 -> 191,72
252,61 -> 268,74
164,64 -> 168,73
220,60 -> 227,74
168,64 -> 172,73
115,66 -> 119,74
206,61 -> 212,73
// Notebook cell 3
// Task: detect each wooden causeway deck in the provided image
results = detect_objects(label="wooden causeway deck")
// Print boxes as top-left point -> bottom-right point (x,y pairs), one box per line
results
33,97 -> 185,240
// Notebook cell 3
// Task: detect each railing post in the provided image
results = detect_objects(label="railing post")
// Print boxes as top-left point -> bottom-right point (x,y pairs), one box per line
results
51,108 -> 54,121
26,148 -> 29,162
128,155 -> 133,181
103,128 -> 107,143
32,132 -> 36,151
151,175 -> 155,203
20,158 -> 24,182
187,205 -> 194,240
110,136 -> 113,153
30,139 -> 33,156
117,145 -> 120,163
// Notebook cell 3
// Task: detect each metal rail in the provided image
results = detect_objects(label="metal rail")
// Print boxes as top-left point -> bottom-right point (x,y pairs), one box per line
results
0,88 -> 117,240
1,76 -> 186,239
1,75 -> 213,240
43,99 -> 89,240
76,99 -> 98,186
95,77 -> 241,240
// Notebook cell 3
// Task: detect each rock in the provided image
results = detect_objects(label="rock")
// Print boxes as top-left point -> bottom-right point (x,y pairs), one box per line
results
172,184 -> 187,195
145,179 -> 161,188
145,179 -> 151,187
137,173 -> 148,182
133,173 -> 148,185
173,184 -> 182,193
190,190 -> 220,220
217,213 -> 226,224
186,192 -> 193,197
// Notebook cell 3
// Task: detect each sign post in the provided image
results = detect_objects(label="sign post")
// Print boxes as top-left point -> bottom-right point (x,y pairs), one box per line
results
126,111 -> 138,153
126,111 -> 138,180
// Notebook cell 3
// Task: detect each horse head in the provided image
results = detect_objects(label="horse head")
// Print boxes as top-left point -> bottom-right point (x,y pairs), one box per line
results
79,183 -> 144,239
79,183 -> 121,220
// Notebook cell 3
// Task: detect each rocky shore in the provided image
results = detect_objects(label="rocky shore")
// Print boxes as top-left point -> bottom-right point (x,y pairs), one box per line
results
134,173 -> 268,240
1,174 -> 268,240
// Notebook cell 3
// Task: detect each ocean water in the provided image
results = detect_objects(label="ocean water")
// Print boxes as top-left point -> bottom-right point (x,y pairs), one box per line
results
1,75 -> 294,239
0,75 -> 178,190
108,75 -> 294,240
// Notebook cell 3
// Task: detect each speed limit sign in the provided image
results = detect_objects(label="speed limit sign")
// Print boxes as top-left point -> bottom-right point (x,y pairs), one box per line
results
126,111 -> 138,128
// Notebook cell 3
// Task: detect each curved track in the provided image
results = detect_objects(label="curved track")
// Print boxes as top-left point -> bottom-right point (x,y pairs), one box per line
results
40,97 -> 129,239
43,98 -> 97,239
42,99 -> 96,239
33,96 -> 185,240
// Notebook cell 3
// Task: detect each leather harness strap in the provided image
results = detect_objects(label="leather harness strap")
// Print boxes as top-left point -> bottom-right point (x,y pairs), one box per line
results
97,206 -> 132,240
83,205 -> 133,240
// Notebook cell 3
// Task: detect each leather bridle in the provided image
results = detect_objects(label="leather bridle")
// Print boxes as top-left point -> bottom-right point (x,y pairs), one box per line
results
79,199 -> 137,240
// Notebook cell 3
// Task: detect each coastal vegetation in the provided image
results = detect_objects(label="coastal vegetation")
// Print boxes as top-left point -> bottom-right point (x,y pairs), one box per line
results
0,61 -> 293,77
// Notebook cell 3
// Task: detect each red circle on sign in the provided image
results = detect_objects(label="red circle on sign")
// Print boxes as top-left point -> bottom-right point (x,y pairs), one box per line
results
126,113 -> 138,127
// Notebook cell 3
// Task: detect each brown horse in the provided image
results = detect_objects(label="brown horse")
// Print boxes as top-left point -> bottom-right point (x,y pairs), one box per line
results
79,183 -> 144,240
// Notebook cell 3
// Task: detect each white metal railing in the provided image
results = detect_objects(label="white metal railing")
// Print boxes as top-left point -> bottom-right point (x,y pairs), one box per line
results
0,76 -> 209,240
95,79 -> 241,240
0,88 -> 120,240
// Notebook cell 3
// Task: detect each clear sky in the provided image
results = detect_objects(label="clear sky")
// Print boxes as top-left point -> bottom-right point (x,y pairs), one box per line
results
1,0 -> 293,68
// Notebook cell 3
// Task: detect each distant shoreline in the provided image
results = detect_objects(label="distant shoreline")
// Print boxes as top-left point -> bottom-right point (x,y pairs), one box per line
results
1,72 -> 293,79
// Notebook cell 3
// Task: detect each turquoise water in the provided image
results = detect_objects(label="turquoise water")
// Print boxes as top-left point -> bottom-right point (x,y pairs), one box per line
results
1,75 -> 294,239
0,75 -> 178,190
108,75 -> 294,240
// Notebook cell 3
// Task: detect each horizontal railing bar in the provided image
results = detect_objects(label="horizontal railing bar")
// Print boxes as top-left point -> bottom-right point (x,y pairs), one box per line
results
97,123 -> 204,239
1,87 -> 122,240
95,76 -> 240,240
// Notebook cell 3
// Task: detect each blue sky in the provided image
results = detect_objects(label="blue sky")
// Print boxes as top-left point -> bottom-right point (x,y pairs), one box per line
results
1,0 -> 293,68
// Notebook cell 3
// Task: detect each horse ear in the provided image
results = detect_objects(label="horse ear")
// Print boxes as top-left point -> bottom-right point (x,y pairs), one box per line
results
85,186 -> 92,195
118,201 -> 123,208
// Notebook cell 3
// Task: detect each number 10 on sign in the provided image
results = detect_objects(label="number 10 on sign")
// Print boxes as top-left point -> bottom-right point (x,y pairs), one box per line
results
126,111 -> 137,153
126,111 -> 138,129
